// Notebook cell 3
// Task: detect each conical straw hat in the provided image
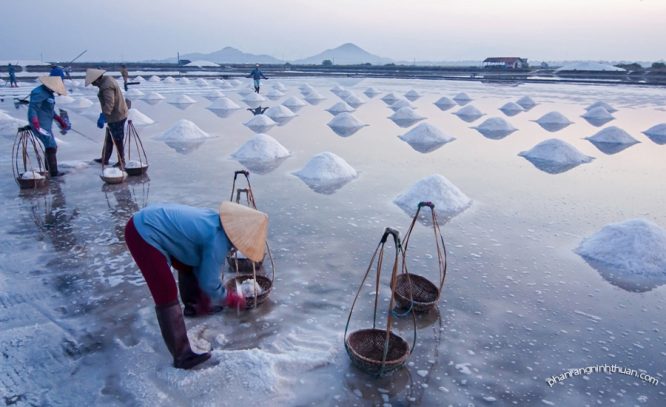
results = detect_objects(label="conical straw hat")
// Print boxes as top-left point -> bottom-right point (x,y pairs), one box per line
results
38,76 -> 67,96
85,68 -> 106,86
219,201 -> 268,262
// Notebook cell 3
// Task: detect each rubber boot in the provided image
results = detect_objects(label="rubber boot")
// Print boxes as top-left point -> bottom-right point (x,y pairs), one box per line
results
178,270 -> 201,317
114,137 -> 125,168
155,301 -> 211,369
45,147 -> 65,177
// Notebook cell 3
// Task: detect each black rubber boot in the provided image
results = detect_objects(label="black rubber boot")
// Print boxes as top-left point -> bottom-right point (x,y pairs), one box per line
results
155,301 -> 211,369
178,270 -> 201,317
45,147 -> 65,177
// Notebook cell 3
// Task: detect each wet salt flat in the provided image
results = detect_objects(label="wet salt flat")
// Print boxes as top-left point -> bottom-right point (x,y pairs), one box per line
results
1,77 -> 665,406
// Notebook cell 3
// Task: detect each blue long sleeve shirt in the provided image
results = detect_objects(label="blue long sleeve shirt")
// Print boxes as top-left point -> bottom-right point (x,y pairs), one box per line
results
248,67 -> 267,80
132,204 -> 231,303
27,85 -> 57,148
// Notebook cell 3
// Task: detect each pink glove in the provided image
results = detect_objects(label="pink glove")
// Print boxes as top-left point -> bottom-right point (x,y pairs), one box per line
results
31,116 -> 40,130
225,291 -> 246,309
54,115 -> 67,129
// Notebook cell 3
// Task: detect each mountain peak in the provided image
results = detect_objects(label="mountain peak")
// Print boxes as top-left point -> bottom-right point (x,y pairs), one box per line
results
294,43 -> 392,65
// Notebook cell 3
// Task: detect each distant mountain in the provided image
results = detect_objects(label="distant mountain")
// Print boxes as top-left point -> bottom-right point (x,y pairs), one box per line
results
178,47 -> 283,64
293,43 -> 393,65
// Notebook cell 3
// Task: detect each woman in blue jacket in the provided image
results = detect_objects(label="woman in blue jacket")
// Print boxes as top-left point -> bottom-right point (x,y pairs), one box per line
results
125,201 -> 268,369
247,64 -> 268,93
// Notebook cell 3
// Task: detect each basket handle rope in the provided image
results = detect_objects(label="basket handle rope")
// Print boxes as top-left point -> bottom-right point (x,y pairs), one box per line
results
126,120 -> 149,167
229,170 -> 256,208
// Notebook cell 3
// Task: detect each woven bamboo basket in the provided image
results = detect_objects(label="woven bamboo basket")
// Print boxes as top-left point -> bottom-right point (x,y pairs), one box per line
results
12,126 -> 49,190
344,227 -> 416,377
225,274 -> 272,309
17,171 -> 48,189
124,120 -> 149,176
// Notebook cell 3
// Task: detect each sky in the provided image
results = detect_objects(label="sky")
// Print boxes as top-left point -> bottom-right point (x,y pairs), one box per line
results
0,0 -> 664,63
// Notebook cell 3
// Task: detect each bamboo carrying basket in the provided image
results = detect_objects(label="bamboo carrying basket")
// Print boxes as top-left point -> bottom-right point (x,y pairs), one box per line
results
344,228 -> 416,376
224,170 -> 275,309
124,120 -> 149,176
12,126 -> 49,189
394,202 -> 448,313
100,127 -> 128,184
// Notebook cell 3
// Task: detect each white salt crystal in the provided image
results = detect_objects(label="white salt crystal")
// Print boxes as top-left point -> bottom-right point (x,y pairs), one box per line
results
434,96 -> 456,111
143,92 -> 165,101
244,115 -> 277,133
499,101 -> 524,116
20,171 -> 45,180
327,112 -> 368,137
208,97 -> 241,111
126,88 -> 144,98
295,152 -> 357,183
473,117 -> 517,139
643,123 -> 666,144
516,96 -> 537,109
364,87 -> 380,97
389,98 -> 416,112
404,89 -> 421,101
582,107 -> 614,121
585,101 -> 617,113
157,119 -> 211,141
148,75 -> 161,82
326,102 -> 355,116
163,76 -> 176,83
205,90 -> 225,99
240,279 -> 263,297
394,174 -> 471,222
282,96 -> 307,110
232,134 -> 290,161
170,94 -> 196,104
399,123 -> 455,153
265,105 -> 296,125
453,105 -> 484,121
381,92 -> 399,105
195,78 -> 210,87
452,92 -> 472,104
125,160 -> 148,169
389,107 -> 426,127
127,108 -> 155,126
519,139 -> 593,173
103,167 -> 125,177
585,126 -> 638,145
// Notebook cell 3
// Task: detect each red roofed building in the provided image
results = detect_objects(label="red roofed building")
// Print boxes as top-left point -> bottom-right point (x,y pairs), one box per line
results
483,57 -> 529,70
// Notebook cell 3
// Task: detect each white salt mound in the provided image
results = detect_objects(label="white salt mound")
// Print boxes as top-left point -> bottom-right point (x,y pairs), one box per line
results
125,160 -> 148,169
265,105 -> 296,121
163,76 -> 176,83
434,96 -> 456,110
389,107 -> 426,127
282,96 -> 306,109
381,93 -> 399,105
343,94 -> 365,108
56,95 -> 75,104
499,102 -> 524,115
178,77 -> 191,84
586,101 -> 617,113
394,174 -> 472,221
404,89 -> 421,101
536,111 -> 572,125
127,108 -> 155,126
575,218 -> 666,292
205,90 -> 225,99
208,97 -> 241,110
266,89 -> 285,99
195,78 -> 210,87
364,87 -> 380,97
454,105 -> 484,119
326,102 -> 355,115
244,115 -> 277,133
243,93 -> 267,103
585,126 -> 638,145
157,119 -> 211,141
453,92 -> 472,104
399,122 -> 455,152
516,96 -> 537,109
473,117 -> 517,138
240,279 -> 263,297
327,112 -> 367,132
389,98 -> 416,112
148,75 -> 161,82
0,112 -> 27,136
305,91 -> 325,102
20,171 -> 45,180
134,76 -> 146,82
103,167 -> 125,178
273,82 -> 287,91
126,88 -> 144,98
582,107 -> 614,121
643,123 -> 666,144
59,160 -> 89,170
295,152 -> 357,182
171,94 -> 196,104
143,92 -> 165,101
519,139 -> 594,165
232,134 -> 290,161
69,98 -> 93,109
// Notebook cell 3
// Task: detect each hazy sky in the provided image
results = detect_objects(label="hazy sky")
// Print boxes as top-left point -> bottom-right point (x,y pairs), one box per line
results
1,0 -> 663,63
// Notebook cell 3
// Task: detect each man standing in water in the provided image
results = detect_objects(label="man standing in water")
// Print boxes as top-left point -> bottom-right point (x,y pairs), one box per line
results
247,64 -> 268,93
120,64 -> 129,91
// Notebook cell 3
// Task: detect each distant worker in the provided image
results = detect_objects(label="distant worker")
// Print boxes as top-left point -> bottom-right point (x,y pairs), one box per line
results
8,63 -> 18,87
246,64 -> 268,93
49,64 -> 66,80
124,202 -> 267,369
27,76 -> 71,177
120,64 -> 129,91
85,69 -> 128,167
247,106 -> 268,115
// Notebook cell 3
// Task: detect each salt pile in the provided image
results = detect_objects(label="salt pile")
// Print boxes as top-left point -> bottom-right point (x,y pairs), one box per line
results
381,93 -> 399,105
244,115 -> 277,133
472,117 -> 517,139
265,105 -> 296,126
58,160 -> 89,170
330,85 -> 346,96
0,111 -> 27,137
642,123 -> 666,145
364,87 -> 380,98
516,96 -> 537,110
143,92 -> 165,101
148,75 -> 161,82
519,139 -> 594,174
178,77 -> 191,85
398,122 -> 455,153
212,79 -> 225,86
195,78 -> 210,87
208,97 -> 241,111
229,79 -> 242,86
389,98 -> 416,112
20,171 -> 45,180
585,126 -> 639,154
163,76 -> 176,83
327,112 -> 368,137
389,107 -> 426,128
294,152 -> 358,194
534,111 -> 572,132
242,93 -> 267,106
102,167 -> 125,178
240,279 -> 263,297
125,160 -> 148,169
157,119 -> 211,142
282,96 -> 307,112
266,88 -> 285,100
336,89 -> 353,99
133,76 -> 146,82
343,94 -> 365,109
56,95 -> 75,105
68,97 -> 93,110
326,101 -> 355,116
219,81 -> 234,89
238,87 -> 255,97
273,82 -> 287,91
128,108 -> 155,126
499,102 -> 524,116
404,89 -> 421,101
169,94 -> 197,105
126,88 -> 145,98
453,105 -> 484,122
586,101 -> 617,113
205,90 -> 225,100
575,218 -> 666,292
581,106 -> 614,126
394,174 -> 472,223
453,92 -> 472,105
434,96 -> 456,111
232,134 -> 290,161
305,90 -> 326,104
299,84 -> 315,95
